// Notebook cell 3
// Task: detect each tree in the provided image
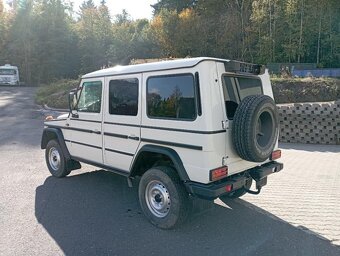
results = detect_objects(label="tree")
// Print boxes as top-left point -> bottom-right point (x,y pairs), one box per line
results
0,1 -> 11,54
151,0 -> 197,15
1,0 -> 339,85
77,1 -> 101,73
96,0 -> 113,67
150,9 -> 180,56
115,9 -> 130,25
4,0 -> 35,84
32,0 -> 79,83
108,10 -> 160,65
80,0 -> 95,10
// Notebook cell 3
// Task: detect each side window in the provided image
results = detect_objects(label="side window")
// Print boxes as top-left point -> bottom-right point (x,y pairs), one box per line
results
77,81 -> 102,113
109,78 -> 139,116
147,74 -> 196,120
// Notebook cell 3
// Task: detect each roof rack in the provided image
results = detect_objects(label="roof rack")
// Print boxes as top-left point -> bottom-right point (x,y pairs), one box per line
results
224,61 -> 264,75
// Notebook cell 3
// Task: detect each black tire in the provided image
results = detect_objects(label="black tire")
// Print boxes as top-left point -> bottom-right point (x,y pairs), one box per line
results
138,166 -> 191,229
232,95 -> 278,162
45,140 -> 70,178
220,177 -> 253,200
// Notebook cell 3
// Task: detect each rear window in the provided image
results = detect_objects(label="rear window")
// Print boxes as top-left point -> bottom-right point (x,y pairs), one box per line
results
237,77 -> 263,100
222,75 -> 263,119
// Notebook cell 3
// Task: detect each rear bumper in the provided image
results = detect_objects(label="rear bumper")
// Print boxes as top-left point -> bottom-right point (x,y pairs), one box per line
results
185,161 -> 283,200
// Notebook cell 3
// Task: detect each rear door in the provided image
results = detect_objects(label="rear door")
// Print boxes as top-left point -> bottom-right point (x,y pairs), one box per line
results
103,74 -> 142,172
219,71 -> 265,174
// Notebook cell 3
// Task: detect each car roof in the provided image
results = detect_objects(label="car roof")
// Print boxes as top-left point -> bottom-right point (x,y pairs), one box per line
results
0,65 -> 18,69
82,57 -> 229,79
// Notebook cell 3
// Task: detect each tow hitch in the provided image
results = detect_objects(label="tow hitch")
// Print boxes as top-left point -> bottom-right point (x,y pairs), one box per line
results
244,177 -> 267,195
245,161 -> 283,195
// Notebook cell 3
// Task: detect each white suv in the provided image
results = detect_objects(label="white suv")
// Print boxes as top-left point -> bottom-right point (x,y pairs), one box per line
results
41,57 -> 283,228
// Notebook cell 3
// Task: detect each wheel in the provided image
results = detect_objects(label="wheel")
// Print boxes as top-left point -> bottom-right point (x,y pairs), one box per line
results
45,140 -> 70,178
221,177 -> 253,200
232,95 -> 279,162
138,166 -> 191,229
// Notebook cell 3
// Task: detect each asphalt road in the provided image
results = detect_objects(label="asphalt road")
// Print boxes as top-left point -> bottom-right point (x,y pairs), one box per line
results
0,86 -> 339,256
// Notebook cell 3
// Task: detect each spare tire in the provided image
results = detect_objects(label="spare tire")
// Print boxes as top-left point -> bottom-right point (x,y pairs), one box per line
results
232,95 -> 278,162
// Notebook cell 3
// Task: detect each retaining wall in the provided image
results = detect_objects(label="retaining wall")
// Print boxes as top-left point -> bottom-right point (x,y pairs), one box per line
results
277,101 -> 340,145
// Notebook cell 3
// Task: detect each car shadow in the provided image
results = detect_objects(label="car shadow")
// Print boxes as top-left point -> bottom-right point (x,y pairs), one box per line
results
35,170 -> 340,256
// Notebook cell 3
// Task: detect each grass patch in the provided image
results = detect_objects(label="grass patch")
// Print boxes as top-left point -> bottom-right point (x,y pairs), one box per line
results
35,79 -> 79,109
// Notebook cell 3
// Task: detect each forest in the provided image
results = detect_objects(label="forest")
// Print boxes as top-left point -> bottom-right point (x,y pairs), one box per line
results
0,0 -> 339,85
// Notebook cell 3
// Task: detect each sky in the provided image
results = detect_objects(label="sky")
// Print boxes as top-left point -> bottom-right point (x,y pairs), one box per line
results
72,0 -> 158,20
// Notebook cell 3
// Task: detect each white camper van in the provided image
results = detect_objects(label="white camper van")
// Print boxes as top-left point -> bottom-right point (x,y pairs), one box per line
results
0,64 -> 20,86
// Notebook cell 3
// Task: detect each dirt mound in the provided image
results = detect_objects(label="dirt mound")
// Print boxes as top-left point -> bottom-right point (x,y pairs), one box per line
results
272,77 -> 340,104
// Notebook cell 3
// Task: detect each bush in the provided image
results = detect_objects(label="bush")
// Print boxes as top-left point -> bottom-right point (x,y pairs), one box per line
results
35,79 -> 79,109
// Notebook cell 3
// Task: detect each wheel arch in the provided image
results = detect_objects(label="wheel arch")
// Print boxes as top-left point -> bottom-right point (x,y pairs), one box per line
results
41,128 -> 71,160
129,144 -> 190,182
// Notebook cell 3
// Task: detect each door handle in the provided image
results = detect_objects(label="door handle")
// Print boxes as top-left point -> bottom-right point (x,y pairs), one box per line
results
128,135 -> 139,141
92,129 -> 101,134
65,123 -> 70,127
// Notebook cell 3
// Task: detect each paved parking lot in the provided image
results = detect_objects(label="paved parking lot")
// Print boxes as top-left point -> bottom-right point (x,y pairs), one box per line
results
0,86 -> 339,255
240,143 -> 340,246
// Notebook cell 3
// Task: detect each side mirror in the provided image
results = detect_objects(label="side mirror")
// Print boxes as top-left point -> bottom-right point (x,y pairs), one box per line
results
68,89 -> 79,117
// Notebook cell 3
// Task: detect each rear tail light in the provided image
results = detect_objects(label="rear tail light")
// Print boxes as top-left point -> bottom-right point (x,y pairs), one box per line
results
210,166 -> 228,181
270,150 -> 281,160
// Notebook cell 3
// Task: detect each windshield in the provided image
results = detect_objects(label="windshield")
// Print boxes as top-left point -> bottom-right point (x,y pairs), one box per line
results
0,69 -> 17,75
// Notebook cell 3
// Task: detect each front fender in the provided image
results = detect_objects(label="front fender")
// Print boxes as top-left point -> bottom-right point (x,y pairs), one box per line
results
41,128 -> 71,160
